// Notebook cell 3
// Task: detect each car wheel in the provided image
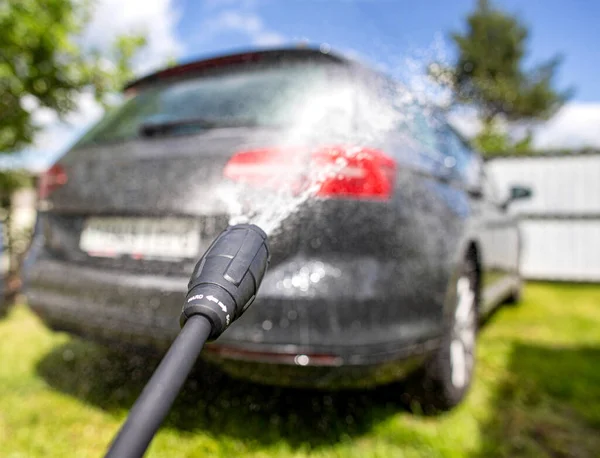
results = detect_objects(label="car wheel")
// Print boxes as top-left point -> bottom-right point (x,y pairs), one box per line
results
417,257 -> 478,411
504,277 -> 523,305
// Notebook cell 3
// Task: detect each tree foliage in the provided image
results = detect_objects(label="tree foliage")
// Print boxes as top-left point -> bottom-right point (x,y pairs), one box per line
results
0,0 -> 148,307
0,0 -> 146,153
473,121 -> 532,156
431,0 -> 572,154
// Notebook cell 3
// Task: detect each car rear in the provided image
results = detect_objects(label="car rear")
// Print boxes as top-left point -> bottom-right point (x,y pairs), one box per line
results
26,49 -> 462,388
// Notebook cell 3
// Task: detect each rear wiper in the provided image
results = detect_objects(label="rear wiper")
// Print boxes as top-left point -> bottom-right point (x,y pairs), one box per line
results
139,117 -> 257,137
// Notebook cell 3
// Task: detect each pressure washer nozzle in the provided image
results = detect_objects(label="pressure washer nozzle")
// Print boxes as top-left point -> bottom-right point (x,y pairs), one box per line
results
180,224 -> 270,339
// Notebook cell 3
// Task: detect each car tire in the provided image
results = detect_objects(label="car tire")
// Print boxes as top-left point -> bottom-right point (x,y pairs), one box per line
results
504,277 -> 523,305
412,256 -> 479,412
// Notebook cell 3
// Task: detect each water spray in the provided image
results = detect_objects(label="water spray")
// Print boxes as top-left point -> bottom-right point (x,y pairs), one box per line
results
105,224 -> 270,458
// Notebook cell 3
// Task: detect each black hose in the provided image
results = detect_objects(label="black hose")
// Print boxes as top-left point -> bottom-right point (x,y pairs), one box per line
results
105,315 -> 212,458
104,224 -> 270,457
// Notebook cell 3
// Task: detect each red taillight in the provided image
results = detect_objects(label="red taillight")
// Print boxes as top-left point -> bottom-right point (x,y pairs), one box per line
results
38,164 -> 68,199
223,146 -> 396,200
311,146 -> 396,199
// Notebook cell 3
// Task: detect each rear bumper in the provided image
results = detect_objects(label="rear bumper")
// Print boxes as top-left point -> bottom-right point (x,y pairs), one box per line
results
26,252 -> 444,387
200,335 -> 438,388
27,257 -> 185,349
203,346 -> 428,388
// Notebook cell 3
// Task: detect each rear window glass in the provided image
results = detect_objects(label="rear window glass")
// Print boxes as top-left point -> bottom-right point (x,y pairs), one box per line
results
76,63 -> 352,147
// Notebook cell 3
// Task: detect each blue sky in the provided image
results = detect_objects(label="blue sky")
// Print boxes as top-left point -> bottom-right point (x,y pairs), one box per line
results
173,0 -> 599,101
9,0 -> 600,170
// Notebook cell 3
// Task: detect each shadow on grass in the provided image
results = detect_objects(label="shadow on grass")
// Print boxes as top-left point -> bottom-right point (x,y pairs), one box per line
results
36,339 -> 413,447
475,344 -> 600,458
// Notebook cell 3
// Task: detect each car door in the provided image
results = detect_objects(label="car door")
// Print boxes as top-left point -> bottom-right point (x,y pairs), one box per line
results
434,123 -> 514,312
477,172 -> 511,308
481,172 -> 520,300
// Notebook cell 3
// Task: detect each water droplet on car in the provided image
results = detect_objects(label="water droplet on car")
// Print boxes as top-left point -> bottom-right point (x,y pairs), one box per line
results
295,354 -> 309,366
320,43 -> 331,54
444,156 -> 456,168
149,297 -> 160,309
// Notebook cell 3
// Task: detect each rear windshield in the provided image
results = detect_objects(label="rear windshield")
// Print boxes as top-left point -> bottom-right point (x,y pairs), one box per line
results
76,63 -> 352,147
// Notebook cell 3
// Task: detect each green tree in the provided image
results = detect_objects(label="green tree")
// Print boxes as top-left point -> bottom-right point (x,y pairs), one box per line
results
0,0 -> 146,152
0,0 -> 148,308
431,0 -> 571,155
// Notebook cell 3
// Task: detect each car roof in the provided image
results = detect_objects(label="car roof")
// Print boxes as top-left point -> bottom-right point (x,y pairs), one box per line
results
124,47 -> 359,91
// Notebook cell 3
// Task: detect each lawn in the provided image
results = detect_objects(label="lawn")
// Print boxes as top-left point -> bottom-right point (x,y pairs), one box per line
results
1,283 -> 599,457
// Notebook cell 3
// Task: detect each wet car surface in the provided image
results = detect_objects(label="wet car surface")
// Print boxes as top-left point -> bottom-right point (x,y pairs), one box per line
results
26,48 -> 526,409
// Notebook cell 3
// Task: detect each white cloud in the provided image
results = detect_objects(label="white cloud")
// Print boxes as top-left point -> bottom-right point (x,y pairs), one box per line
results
253,31 -> 287,46
532,103 -> 600,150
217,10 -> 262,34
199,10 -> 286,47
450,103 -> 600,150
82,0 -> 184,75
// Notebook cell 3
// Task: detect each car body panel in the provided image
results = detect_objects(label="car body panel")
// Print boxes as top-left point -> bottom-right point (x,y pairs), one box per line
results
25,47 -> 521,388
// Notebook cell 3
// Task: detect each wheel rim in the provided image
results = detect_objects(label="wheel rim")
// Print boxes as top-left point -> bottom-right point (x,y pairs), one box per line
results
450,275 -> 476,389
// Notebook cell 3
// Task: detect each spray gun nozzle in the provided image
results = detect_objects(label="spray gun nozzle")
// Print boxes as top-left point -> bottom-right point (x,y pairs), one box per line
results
180,224 -> 270,339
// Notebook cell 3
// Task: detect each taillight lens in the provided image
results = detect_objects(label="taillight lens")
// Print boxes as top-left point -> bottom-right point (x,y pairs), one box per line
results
38,164 -> 68,199
223,146 -> 396,200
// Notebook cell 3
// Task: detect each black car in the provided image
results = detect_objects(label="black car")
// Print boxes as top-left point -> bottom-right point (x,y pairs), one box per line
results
26,48 -> 530,409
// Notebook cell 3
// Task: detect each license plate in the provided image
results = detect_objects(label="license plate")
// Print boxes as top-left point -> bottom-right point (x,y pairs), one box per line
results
80,217 -> 201,259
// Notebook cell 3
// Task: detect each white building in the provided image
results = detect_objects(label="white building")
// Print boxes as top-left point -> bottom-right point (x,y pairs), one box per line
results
487,152 -> 600,282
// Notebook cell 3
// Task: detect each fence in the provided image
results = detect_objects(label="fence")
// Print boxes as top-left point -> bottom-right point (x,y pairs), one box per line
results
487,153 -> 600,282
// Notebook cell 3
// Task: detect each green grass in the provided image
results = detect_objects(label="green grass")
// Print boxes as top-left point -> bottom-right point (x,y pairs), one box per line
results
1,282 -> 599,457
